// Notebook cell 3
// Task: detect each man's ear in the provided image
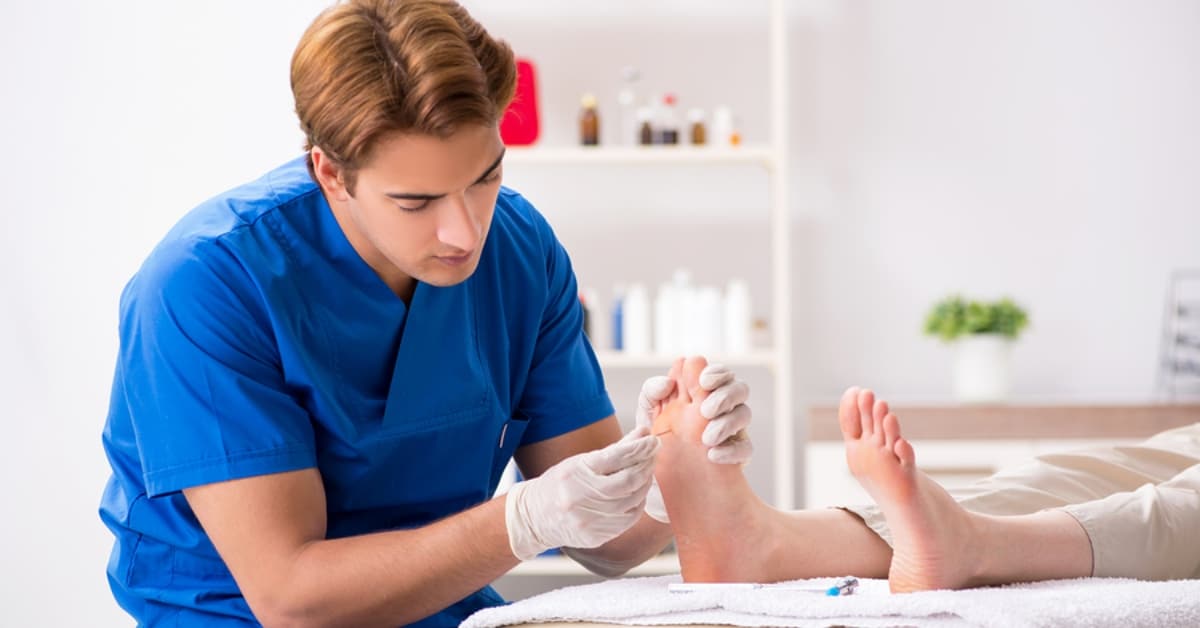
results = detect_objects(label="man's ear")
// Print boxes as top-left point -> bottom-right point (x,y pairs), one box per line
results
311,147 -> 350,201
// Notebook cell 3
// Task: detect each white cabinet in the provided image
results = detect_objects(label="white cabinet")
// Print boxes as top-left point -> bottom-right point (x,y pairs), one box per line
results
495,0 -> 793,583
804,440 -> 1037,509
803,402 -> 1200,509
806,437 -> 1146,509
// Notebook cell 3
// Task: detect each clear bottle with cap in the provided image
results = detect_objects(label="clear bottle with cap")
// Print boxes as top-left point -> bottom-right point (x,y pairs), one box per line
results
579,93 -> 600,146
616,67 -> 640,146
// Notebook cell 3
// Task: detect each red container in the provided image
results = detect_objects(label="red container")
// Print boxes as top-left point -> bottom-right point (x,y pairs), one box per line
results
500,58 -> 540,146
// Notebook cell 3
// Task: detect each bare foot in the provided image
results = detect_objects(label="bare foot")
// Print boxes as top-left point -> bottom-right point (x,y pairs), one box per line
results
654,356 -> 776,582
839,387 -> 985,592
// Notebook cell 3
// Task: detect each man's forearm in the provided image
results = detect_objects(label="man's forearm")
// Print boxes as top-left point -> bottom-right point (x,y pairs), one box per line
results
563,513 -> 673,577
263,496 -> 517,627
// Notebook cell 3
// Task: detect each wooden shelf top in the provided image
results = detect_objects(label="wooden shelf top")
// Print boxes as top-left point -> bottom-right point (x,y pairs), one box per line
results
808,402 -> 1200,441
504,145 -> 776,167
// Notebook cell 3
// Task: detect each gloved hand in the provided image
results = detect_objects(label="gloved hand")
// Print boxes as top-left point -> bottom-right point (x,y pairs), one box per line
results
505,426 -> 659,561
636,363 -> 753,524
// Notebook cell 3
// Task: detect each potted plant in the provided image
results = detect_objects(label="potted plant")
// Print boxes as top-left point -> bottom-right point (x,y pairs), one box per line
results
923,295 -> 1029,402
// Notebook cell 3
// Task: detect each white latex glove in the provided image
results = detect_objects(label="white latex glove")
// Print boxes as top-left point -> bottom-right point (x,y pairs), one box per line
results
505,426 -> 659,561
636,363 -> 754,524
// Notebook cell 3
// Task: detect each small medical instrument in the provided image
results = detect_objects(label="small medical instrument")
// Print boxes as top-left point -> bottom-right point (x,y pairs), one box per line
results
668,577 -> 858,596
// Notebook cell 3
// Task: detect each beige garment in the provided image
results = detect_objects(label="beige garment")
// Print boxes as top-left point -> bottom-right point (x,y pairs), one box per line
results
844,422 -> 1200,580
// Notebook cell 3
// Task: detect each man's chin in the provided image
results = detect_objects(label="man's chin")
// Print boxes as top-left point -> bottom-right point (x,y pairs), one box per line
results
420,259 -> 479,287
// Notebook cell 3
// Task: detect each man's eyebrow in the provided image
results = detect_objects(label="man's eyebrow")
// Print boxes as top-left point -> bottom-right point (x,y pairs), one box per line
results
384,147 -> 506,202
475,147 -> 506,183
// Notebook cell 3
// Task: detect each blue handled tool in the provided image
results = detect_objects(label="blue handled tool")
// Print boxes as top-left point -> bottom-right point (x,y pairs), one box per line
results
825,577 -> 858,596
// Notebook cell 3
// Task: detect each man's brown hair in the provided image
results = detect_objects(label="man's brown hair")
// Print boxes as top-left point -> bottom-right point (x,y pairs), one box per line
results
292,0 -> 516,193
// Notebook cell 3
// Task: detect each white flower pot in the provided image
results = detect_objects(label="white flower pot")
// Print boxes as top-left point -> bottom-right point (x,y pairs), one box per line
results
953,334 -> 1013,403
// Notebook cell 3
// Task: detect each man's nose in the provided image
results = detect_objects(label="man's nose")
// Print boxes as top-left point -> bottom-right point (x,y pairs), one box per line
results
436,193 -> 480,252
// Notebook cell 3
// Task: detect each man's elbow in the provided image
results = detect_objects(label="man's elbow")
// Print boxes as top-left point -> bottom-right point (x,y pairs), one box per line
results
248,583 -> 341,628
561,547 -> 637,578
250,597 -> 317,628
587,562 -> 633,578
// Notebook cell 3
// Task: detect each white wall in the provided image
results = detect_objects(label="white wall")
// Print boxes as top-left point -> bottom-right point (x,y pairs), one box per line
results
1,3 -> 328,625
792,1 -> 1200,402
2,1 -> 1197,624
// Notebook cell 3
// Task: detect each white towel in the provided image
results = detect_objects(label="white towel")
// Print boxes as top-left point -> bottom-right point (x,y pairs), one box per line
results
463,575 -> 1200,628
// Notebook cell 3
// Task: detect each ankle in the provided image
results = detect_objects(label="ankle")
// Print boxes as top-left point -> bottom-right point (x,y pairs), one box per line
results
963,512 -> 999,586
675,491 -> 776,582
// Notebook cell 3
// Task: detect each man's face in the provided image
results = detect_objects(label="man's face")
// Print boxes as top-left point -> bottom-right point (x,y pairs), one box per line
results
321,124 -> 505,297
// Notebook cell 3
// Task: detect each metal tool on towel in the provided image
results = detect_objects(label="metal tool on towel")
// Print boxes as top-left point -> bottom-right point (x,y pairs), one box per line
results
668,577 -> 858,596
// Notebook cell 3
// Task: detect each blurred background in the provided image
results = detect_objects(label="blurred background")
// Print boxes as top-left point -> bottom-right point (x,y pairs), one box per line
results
2,0 -> 1198,624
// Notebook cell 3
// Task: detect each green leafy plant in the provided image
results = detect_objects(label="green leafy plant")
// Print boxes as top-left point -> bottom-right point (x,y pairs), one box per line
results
923,295 -> 1029,342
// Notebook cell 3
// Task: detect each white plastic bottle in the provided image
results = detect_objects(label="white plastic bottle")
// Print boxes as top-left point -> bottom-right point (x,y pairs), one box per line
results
654,281 -> 676,355
692,286 -> 724,355
623,282 -> 652,355
711,105 -> 735,147
723,278 -> 752,353
661,269 -> 696,354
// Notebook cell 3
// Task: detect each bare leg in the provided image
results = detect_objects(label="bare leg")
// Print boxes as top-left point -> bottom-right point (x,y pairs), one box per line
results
655,357 -> 893,582
840,387 -> 1095,592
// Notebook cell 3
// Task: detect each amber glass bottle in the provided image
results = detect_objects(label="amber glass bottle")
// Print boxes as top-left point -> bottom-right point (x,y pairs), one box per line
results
579,93 -> 600,146
688,108 -> 706,145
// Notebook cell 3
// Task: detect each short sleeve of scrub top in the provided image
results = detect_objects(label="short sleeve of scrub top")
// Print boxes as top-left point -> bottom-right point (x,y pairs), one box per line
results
117,238 -> 317,497
503,190 -> 613,444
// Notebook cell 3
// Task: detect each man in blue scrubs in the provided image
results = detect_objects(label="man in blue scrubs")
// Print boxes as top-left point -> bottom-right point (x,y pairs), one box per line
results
99,1 -> 753,626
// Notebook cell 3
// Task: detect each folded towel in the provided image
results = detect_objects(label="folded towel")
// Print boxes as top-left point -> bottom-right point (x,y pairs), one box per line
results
463,575 -> 1200,628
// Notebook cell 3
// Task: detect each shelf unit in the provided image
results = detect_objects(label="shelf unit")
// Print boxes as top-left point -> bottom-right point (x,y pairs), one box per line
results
499,0 -> 791,579
504,145 -> 777,168
805,402 -> 1200,508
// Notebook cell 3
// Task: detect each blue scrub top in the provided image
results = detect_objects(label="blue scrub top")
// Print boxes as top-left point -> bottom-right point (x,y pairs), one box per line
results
99,157 -> 614,627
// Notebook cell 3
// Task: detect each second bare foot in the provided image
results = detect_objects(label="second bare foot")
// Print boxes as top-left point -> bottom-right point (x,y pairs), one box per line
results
838,387 -> 986,592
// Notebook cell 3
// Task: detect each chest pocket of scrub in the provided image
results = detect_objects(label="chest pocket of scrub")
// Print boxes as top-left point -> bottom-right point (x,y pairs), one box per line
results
371,280 -> 502,512
382,281 -> 489,431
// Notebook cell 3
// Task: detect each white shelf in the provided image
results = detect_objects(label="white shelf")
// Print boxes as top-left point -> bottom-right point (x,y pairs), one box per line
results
507,553 -> 680,577
504,145 -> 776,168
595,350 -> 776,369
500,0 -> 794,595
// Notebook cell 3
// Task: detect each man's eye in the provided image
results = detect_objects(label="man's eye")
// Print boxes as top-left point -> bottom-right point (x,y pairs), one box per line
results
397,202 -> 428,212
473,173 -> 501,187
